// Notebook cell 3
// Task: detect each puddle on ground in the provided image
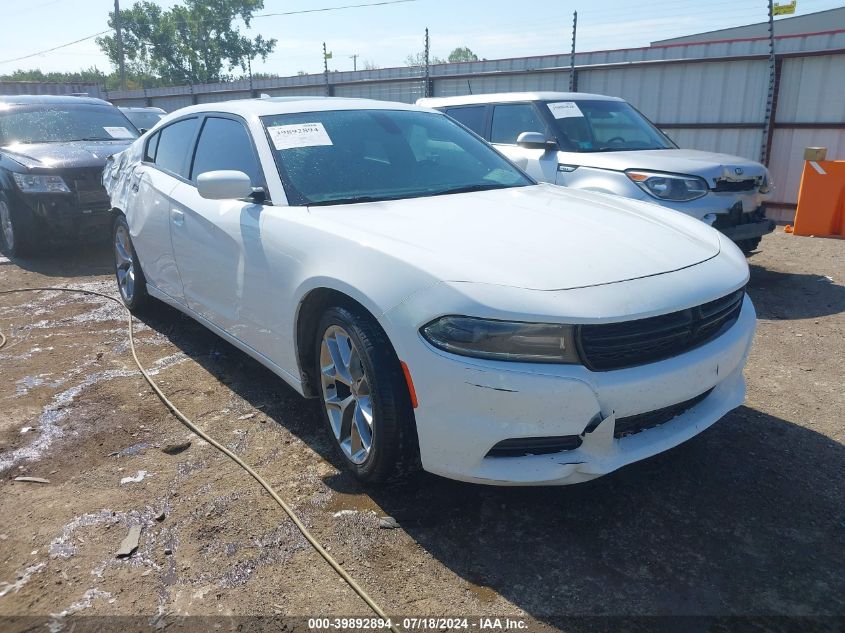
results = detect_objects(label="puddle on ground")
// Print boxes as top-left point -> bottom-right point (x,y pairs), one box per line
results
326,490 -> 384,515
465,579 -> 499,604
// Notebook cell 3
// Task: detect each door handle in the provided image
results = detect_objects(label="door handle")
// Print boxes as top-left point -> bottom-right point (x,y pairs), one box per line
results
170,208 -> 185,226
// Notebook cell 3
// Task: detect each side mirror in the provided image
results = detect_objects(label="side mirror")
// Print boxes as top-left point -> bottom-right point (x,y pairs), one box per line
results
138,128 -> 148,134
517,131 -> 556,150
197,170 -> 254,200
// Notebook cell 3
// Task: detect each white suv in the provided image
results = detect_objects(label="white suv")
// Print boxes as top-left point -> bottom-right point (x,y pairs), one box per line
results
418,92 -> 775,254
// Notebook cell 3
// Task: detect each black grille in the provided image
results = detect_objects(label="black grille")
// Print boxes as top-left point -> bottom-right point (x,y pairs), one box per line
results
614,388 -> 713,438
487,435 -> 583,457
712,179 -> 758,192
576,289 -> 745,372
70,168 -> 110,211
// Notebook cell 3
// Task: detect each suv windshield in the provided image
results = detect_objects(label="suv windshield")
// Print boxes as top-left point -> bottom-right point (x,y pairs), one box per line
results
122,110 -> 164,131
543,100 -> 675,153
0,104 -> 139,145
262,109 -> 532,206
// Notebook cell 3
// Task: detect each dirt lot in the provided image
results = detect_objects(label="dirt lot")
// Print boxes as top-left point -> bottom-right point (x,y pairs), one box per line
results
0,231 -> 843,632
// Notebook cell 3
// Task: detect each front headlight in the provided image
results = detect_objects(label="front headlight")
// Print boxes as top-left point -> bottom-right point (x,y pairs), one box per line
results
421,316 -> 580,364
13,173 -> 71,193
626,170 -> 708,202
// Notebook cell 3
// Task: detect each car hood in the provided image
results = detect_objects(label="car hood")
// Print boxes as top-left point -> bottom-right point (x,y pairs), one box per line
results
308,184 -> 721,291
565,148 -> 767,183
1,140 -> 134,170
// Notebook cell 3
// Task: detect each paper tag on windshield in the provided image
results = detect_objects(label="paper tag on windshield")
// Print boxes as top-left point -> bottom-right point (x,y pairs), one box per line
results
547,101 -> 584,119
268,122 -> 333,150
104,126 -> 134,139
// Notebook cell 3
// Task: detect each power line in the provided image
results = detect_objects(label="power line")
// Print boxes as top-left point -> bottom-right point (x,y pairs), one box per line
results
0,0 -> 419,66
258,0 -> 416,19
0,30 -> 110,65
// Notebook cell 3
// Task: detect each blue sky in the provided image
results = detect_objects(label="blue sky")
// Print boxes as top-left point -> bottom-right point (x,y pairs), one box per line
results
1,0 -> 843,76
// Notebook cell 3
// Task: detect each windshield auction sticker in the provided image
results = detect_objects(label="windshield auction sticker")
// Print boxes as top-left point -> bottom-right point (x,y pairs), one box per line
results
103,126 -> 134,139
268,122 -> 333,150
547,101 -> 584,119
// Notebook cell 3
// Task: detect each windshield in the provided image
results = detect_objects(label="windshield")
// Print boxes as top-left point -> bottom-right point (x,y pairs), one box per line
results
262,109 -> 532,206
0,104 -> 139,145
543,100 -> 675,153
122,110 -> 164,131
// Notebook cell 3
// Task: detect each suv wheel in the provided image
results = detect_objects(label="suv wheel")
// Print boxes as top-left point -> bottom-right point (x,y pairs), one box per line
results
0,193 -> 33,257
315,306 -> 419,483
737,237 -> 762,255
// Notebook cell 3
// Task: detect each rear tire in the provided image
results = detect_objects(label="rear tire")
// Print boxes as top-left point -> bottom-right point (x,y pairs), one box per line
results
0,192 -> 34,258
112,214 -> 149,312
315,305 -> 419,484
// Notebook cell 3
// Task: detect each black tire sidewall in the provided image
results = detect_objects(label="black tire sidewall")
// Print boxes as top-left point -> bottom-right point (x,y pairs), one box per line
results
314,306 -> 415,483
0,191 -> 33,257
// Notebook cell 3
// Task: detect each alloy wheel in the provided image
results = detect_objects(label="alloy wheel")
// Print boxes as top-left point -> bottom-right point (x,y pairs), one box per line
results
320,325 -> 374,465
114,224 -> 136,303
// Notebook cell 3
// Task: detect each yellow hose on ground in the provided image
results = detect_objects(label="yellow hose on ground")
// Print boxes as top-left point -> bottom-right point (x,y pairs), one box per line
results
0,286 -> 400,632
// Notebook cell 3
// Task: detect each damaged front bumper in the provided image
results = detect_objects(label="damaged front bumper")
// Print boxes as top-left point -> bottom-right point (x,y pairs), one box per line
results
714,204 -> 776,242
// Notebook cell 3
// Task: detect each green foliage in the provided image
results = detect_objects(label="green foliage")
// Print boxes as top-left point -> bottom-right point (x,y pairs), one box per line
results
0,66 -> 163,91
447,47 -> 479,63
97,0 -> 277,85
404,52 -> 445,67
404,46 -> 479,67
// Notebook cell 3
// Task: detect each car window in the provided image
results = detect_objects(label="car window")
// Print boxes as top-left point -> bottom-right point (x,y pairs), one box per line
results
444,106 -> 486,136
144,131 -> 160,162
543,100 -> 675,152
0,104 -> 139,145
490,103 -> 546,145
154,117 -> 199,177
124,111 -> 164,131
191,117 -> 261,185
261,109 -> 532,206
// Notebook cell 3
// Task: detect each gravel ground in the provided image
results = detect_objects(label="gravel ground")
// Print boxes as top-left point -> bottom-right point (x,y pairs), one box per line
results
0,231 -> 843,633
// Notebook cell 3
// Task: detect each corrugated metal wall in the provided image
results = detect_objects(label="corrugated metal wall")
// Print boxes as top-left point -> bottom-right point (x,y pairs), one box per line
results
0,81 -> 104,98
102,31 -> 845,217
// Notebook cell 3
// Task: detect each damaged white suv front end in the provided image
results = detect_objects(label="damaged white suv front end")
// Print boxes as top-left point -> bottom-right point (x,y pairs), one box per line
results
419,92 -> 776,254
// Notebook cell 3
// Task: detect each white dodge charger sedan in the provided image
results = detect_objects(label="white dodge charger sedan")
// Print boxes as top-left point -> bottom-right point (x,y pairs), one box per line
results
103,97 -> 756,486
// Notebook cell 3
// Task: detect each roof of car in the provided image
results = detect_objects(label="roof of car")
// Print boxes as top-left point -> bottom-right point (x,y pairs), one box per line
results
119,105 -> 166,113
0,94 -> 113,106
416,92 -> 624,107
163,96 -> 429,120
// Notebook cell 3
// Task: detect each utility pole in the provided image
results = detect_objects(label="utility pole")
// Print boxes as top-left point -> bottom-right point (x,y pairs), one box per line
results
424,28 -> 431,98
323,42 -> 331,96
569,11 -> 577,92
760,0 -> 776,165
247,56 -> 254,95
114,0 -> 126,90
349,54 -> 359,71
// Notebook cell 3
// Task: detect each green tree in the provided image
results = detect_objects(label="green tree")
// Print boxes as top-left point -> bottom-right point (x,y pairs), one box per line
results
97,0 -> 276,86
447,46 -> 479,63
0,66 -> 164,91
404,52 -> 445,67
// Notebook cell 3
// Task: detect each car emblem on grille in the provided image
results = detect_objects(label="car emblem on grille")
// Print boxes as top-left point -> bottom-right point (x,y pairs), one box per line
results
735,167 -> 744,175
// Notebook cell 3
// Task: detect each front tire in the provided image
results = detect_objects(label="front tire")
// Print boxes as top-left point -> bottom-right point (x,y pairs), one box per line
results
0,192 -> 34,257
315,306 -> 419,483
112,214 -> 149,312
737,236 -> 762,256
